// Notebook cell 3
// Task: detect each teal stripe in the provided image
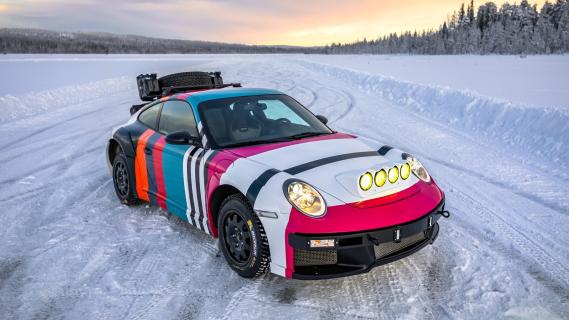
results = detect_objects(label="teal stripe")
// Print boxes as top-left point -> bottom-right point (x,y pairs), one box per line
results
162,143 -> 190,221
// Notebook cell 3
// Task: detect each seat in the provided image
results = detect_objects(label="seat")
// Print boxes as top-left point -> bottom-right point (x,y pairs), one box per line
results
230,102 -> 262,141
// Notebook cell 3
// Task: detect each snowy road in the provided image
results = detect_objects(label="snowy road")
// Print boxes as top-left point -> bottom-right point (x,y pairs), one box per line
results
0,55 -> 568,319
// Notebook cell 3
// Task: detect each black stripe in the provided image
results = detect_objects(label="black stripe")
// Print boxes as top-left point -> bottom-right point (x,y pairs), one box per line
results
378,145 -> 393,156
284,151 -> 379,175
401,152 -> 411,160
246,169 -> 281,205
194,149 -> 206,231
186,147 -> 200,226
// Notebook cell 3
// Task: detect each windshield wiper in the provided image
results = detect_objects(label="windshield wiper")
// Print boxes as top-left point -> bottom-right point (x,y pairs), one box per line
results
223,137 -> 293,148
222,132 -> 331,148
286,131 -> 329,140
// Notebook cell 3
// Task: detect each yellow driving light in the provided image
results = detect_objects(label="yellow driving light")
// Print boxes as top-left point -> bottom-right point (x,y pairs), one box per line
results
286,181 -> 326,217
388,166 -> 399,183
359,172 -> 373,191
400,163 -> 411,180
375,169 -> 387,187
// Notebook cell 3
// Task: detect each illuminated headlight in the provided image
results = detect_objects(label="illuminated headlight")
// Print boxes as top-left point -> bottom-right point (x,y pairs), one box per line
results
400,163 -> 411,180
286,181 -> 326,217
408,157 -> 431,182
388,166 -> 399,183
375,169 -> 387,187
359,172 -> 373,191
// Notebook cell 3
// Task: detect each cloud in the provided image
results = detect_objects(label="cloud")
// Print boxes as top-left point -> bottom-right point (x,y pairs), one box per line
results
0,0 -> 549,46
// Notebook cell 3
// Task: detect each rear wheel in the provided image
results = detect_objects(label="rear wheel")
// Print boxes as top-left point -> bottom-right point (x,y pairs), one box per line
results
218,195 -> 270,278
112,153 -> 137,205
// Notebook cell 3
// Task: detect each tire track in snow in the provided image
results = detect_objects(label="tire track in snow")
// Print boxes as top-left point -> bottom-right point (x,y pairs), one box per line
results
447,183 -> 569,291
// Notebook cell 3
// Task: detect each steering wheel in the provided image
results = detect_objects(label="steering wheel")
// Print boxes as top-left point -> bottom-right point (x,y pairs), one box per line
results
267,118 -> 291,135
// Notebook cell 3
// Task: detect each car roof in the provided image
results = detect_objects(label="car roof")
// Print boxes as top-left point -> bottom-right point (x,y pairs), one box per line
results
184,87 -> 282,104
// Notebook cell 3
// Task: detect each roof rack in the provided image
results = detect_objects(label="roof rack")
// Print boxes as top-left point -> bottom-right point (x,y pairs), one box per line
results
136,71 -> 241,102
161,83 -> 242,96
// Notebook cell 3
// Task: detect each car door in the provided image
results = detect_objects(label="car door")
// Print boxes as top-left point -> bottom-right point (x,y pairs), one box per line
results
154,100 -> 201,222
134,102 -> 162,204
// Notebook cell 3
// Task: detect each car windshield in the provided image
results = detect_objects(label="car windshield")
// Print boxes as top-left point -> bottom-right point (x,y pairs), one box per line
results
199,94 -> 333,148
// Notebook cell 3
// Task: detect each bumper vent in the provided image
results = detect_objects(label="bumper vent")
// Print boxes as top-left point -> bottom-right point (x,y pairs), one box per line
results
374,232 -> 426,259
294,249 -> 337,267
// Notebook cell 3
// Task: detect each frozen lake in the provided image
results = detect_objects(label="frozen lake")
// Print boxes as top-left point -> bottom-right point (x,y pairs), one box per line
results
0,54 -> 567,319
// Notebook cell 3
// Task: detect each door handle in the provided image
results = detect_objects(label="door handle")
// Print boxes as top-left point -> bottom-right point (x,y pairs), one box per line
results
144,147 -> 153,155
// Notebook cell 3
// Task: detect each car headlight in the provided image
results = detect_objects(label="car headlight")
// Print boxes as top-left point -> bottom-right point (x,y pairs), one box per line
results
408,157 -> 431,182
285,181 -> 326,217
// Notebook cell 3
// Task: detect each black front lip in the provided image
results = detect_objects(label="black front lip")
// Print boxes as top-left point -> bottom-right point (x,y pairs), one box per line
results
288,199 -> 445,280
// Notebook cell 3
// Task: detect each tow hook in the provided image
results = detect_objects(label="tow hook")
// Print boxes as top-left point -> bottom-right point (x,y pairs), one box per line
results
438,205 -> 451,218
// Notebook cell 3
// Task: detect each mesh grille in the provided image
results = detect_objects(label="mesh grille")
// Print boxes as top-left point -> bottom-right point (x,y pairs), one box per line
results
294,249 -> 337,266
374,232 -> 426,259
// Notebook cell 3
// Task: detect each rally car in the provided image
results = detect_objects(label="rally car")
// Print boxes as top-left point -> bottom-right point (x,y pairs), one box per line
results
107,71 -> 449,280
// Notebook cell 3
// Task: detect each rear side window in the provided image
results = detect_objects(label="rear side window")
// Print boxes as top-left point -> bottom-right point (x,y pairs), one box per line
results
138,103 -> 161,129
158,100 -> 198,136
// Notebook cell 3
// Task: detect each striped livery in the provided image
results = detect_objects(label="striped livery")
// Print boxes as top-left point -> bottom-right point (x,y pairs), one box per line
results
133,128 -> 218,234
107,87 -> 445,279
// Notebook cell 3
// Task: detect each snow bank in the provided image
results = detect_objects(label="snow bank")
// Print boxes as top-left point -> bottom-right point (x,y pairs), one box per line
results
297,60 -> 569,165
0,76 -> 133,124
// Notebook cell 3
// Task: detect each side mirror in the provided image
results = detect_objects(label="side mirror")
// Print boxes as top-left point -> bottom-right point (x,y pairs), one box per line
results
166,131 -> 202,147
315,115 -> 328,125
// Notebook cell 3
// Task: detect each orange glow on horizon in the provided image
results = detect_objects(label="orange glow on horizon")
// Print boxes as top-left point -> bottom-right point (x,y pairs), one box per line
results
0,0 -> 549,46
237,0 -> 549,46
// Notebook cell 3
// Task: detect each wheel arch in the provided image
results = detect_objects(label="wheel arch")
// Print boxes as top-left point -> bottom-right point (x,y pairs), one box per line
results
208,184 -> 248,238
107,138 -> 123,167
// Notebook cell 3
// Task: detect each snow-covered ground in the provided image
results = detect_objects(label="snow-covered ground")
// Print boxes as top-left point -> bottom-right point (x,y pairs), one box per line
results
0,54 -> 568,319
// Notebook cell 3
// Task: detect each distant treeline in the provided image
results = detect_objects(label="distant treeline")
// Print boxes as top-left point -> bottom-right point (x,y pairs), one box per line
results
0,29 -> 316,54
325,0 -> 569,54
2,1 -> 568,55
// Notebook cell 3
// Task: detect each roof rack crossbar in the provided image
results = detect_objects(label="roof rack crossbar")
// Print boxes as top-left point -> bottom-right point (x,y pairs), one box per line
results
161,83 -> 242,96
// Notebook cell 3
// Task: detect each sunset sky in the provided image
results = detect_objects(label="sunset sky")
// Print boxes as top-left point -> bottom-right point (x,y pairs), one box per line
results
0,0 -> 547,46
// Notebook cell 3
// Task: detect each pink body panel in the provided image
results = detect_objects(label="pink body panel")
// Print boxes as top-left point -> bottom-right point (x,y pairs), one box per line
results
284,180 -> 444,277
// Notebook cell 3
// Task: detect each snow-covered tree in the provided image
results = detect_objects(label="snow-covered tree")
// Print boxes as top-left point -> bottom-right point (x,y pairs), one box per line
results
324,0 -> 568,55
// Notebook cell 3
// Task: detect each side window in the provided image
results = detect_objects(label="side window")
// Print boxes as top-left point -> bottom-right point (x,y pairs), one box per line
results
158,100 -> 199,136
138,103 -> 161,129
259,99 -> 306,125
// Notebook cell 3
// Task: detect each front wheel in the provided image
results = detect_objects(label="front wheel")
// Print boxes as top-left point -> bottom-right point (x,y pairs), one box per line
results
112,153 -> 137,205
218,195 -> 270,278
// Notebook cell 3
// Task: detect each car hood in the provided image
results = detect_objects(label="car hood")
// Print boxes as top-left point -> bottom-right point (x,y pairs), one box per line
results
228,133 -> 420,207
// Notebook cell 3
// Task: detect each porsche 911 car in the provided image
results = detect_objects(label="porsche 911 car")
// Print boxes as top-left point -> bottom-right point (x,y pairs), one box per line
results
106,71 -> 449,279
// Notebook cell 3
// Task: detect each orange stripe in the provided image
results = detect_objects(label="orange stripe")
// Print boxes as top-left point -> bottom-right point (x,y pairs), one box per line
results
135,129 -> 153,201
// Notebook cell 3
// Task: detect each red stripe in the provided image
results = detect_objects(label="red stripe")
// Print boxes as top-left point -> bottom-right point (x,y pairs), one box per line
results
153,135 -> 168,210
205,151 -> 241,237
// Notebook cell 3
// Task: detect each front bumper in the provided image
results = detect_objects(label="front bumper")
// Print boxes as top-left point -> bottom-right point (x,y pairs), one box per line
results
288,200 -> 445,280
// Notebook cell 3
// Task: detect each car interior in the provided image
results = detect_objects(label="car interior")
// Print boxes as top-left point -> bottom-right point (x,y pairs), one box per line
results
202,98 -> 319,147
